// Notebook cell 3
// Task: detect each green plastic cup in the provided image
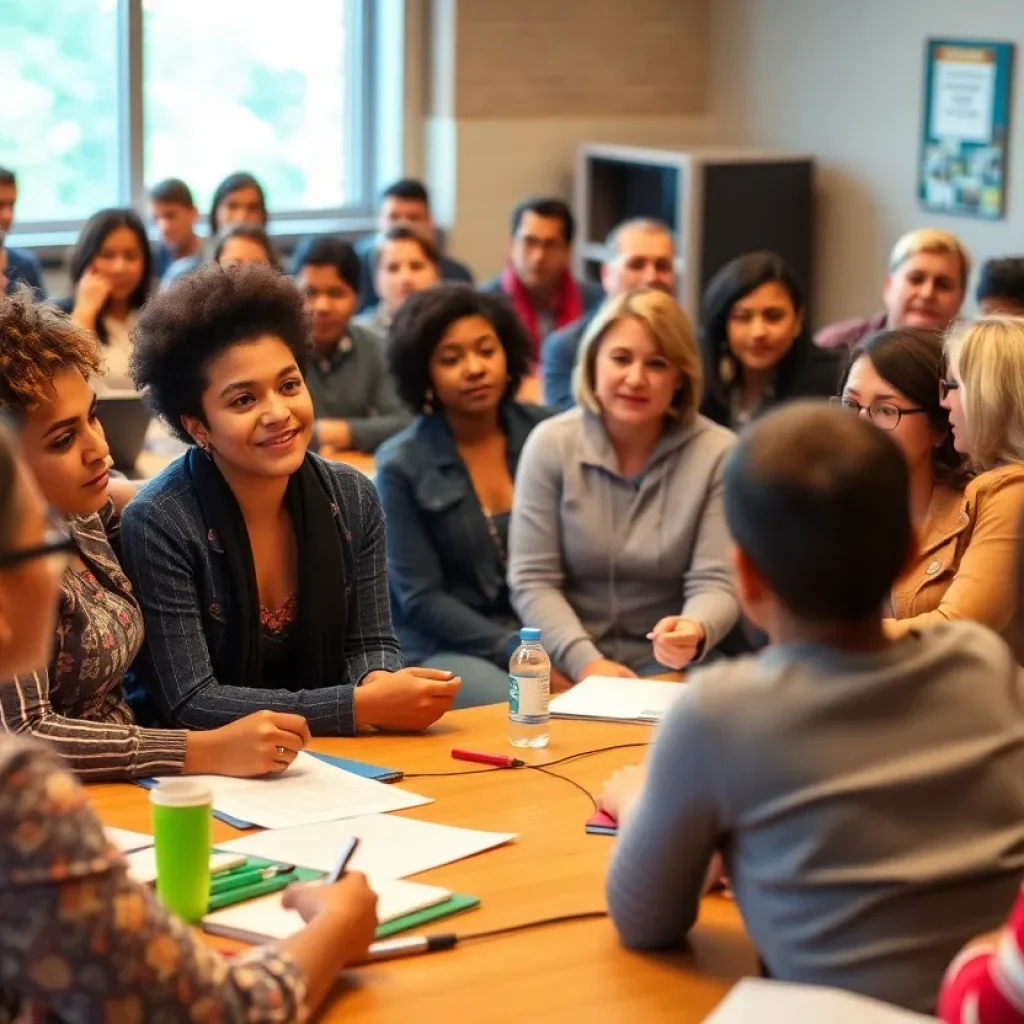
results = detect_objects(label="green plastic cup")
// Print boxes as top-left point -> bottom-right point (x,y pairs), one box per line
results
150,779 -> 212,923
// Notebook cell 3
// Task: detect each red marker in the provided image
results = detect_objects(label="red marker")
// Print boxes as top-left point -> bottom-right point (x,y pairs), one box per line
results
451,748 -> 525,768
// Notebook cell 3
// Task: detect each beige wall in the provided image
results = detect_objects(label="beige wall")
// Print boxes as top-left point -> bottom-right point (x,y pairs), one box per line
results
711,0 -> 1024,326
420,0 -> 717,279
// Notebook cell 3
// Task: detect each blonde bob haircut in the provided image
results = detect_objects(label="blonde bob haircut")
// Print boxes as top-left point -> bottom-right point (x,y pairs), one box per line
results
573,289 -> 702,423
945,316 -> 1024,472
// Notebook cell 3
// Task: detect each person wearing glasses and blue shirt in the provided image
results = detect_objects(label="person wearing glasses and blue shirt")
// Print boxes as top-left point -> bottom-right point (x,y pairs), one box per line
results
836,323 -> 1024,661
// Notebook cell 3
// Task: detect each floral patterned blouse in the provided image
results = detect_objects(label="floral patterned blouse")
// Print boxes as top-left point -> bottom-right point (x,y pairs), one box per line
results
0,737 -> 308,1023
0,502 -> 187,780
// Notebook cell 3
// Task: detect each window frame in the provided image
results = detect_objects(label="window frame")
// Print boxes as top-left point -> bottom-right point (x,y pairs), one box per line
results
7,0 -> 386,248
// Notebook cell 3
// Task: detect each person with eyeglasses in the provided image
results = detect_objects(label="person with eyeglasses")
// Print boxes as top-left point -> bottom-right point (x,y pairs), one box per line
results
0,424 -> 382,1022
0,291 -> 321,781
835,324 -> 1024,660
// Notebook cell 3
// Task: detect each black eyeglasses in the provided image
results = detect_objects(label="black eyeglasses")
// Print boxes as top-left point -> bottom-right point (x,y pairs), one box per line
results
0,510 -> 76,571
939,378 -> 961,400
829,396 -> 929,432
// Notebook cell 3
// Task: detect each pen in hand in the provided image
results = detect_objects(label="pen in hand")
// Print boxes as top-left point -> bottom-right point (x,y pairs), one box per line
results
325,836 -> 361,884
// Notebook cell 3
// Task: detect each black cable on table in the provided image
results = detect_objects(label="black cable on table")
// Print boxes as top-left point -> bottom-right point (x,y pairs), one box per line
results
456,910 -> 609,943
527,765 -> 599,810
402,767 -> 504,780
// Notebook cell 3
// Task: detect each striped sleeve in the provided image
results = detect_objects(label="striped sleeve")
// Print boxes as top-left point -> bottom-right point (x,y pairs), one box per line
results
0,668 -> 187,781
939,883 -> 1024,1023
336,469 -> 405,686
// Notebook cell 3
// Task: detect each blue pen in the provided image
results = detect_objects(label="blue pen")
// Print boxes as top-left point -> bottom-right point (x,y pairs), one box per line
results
325,837 -> 360,884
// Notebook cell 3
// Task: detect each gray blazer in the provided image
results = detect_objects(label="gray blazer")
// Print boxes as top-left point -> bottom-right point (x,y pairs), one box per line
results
508,407 -> 739,680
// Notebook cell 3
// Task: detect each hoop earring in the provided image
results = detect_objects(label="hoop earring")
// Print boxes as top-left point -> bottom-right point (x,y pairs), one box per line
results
423,388 -> 435,415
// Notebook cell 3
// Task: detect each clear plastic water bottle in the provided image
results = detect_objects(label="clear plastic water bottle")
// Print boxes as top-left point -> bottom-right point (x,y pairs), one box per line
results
509,627 -> 550,748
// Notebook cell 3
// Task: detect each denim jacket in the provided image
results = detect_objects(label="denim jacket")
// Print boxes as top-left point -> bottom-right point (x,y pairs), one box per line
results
120,452 -> 404,736
375,401 -> 551,664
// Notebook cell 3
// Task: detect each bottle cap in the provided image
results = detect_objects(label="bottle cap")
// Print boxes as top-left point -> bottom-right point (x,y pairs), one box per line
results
519,627 -> 542,642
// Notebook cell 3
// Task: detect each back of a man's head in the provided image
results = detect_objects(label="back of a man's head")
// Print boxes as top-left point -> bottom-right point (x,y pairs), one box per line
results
724,402 -> 911,623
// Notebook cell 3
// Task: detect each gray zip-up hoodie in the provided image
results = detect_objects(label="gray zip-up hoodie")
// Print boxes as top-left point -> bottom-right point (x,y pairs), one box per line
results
508,407 -> 739,680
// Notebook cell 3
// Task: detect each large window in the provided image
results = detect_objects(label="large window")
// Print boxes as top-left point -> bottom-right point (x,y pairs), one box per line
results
1,0 -> 373,231
0,0 -> 121,222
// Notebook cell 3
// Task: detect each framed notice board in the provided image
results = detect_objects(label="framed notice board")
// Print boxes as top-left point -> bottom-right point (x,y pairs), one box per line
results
919,39 -> 1015,219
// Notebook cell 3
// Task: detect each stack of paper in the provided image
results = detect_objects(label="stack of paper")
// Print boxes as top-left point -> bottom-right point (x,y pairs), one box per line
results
705,979 -> 938,1023
549,676 -> 685,723
216,813 -> 516,879
203,878 -> 454,944
149,752 -> 431,830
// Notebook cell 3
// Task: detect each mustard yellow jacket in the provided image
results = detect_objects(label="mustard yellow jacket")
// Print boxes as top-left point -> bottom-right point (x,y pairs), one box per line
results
887,463 -> 1024,661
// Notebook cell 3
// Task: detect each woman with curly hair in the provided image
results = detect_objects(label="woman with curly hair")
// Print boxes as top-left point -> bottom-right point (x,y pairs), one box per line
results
121,262 -> 460,734
0,290 -> 319,780
0,421 -> 379,1021
375,284 -> 564,703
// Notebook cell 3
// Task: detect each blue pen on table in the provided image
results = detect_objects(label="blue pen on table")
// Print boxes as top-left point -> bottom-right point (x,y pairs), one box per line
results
325,836 -> 360,884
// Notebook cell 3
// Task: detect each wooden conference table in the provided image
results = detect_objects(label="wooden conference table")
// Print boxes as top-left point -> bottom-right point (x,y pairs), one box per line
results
89,705 -> 756,1023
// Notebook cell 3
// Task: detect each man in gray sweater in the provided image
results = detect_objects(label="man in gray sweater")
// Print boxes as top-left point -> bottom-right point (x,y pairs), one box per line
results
601,402 -> 1024,1014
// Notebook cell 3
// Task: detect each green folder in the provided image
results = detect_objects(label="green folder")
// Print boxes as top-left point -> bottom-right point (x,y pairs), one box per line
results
206,853 -> 480,934
374,893 -> 480,939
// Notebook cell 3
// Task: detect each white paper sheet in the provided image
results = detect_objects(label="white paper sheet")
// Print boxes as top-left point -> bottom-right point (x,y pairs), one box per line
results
705,979 -> 938,1023
149,752 -> 431,830
203,878 -> 452,942
549,676 -> 685,723
216,813 -> 516,879
103,827 -> 154,853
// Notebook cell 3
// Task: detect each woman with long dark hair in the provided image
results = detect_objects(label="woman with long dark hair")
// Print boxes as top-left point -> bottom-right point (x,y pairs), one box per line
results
58,208 -> 153,389
700,251 -> 840,429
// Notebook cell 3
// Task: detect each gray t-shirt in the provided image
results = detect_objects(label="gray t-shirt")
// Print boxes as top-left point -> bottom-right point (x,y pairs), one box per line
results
606,621 -> 1024,1013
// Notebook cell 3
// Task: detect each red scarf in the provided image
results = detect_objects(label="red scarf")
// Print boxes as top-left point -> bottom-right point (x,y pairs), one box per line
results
499,263 -> 585,362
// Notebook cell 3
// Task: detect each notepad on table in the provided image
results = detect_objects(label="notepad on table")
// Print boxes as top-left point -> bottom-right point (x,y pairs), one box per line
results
549,676 -> 685,724
216,813 -> 516,879
203,878 -> 467,944
705,978 -> 938,1023
147,752 -> 431,830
